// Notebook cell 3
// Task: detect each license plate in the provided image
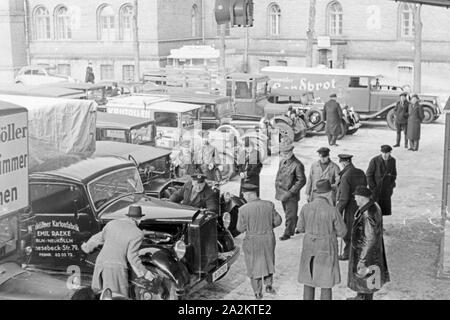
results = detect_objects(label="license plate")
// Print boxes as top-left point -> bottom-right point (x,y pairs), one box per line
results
212,263 -> 228,282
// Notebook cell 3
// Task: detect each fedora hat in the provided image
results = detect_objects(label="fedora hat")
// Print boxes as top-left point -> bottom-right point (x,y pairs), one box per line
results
126,206 -> 145,219
316,179 -> 332,194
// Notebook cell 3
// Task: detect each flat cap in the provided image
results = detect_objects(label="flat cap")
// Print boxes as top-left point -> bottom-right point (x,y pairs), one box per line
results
353,186 -> 372,198
241,183 -> 259,193
338,154 -> 353,162
317,147 -> 331,156
381,145 -> 393,153
330,93 -> 338,98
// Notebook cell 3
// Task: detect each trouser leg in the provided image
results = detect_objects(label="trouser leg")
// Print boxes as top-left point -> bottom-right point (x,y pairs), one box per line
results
303,285 -> 315,300
415,140 -> 420,151
250,278 -> 262,296
396,126 -> 401,145
343,210 -> 354,256
404,125 -> 408,148
327,134 -> 332,145
331,135 -> 337,146
282,199 -> 299,236
320,288 -> 332,300
363,293 -> 374,300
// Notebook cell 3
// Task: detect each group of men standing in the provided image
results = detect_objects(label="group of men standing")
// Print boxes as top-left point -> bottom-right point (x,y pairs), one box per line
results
394,92 -> 425,151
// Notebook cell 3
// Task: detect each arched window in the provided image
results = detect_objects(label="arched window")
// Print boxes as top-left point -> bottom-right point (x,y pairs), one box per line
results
327,1 -> 343,36
55,6 -> 72,40
120,4 -> 133,41
399,3 -> 415,38
34,6 -> 51,40
98,5 -> 116,41
268,3 -> 281,36
191,4 -> 201,37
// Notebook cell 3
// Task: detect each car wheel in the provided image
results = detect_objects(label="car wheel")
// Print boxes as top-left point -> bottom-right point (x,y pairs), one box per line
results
305,108 -> 325,132
386,109 -> 397,131
134,276 -> 180,301
422,106 -> 435,124
337,120 -> 348,140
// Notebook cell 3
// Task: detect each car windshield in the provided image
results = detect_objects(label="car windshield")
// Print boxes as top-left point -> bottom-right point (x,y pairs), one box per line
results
131,123 -> 155,145
87,167 -> 144,210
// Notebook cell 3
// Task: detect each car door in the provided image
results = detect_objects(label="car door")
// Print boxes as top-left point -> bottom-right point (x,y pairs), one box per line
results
27,182 -> 99,272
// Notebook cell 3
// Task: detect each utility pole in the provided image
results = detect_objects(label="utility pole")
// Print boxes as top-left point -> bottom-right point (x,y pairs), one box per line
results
244,27 -> 249,72
413,4 -> 422,93
133,0 -> 141,82
306,0 -> 316,67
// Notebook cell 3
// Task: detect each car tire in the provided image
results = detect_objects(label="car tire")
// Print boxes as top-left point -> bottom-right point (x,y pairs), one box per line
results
305,108 -> 325,132
386,109 -> 397,131
337,120 -> 348,140
422,106 -> 435,124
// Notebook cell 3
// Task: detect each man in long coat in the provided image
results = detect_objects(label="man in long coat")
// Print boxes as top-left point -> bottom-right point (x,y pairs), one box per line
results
275,139 -> 307,241
366,145 -> 397,216
239,138 -> 263,197
81,206 -> 154,298
85,62 -> 95,84
323,93 -> 344,147
237,183 -> 282,300
336,154 -> 367,260
407,94 -> 425,152
305,147 -> 340,204
297,180 -> 347,300
393,92 -> 410,149
347,186 -> 390,300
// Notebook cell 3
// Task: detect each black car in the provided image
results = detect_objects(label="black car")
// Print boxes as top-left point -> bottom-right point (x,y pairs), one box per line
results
23,155 -> 239,300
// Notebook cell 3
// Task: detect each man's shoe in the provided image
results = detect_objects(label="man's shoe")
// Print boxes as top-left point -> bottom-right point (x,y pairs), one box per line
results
255,293 -> 263,300
408,148 -> 414,151
339,254 -> 349,261
279,235 -> 291,241
393,144 -> 400,148
295,229 -> 301,234
265,286 -> 276,295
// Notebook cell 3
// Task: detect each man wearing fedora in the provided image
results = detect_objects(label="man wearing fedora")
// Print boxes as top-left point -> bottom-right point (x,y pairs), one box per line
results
393,92 -> 410,149
81,206 -> 154,298
305,147 -> 340,205
297,179 -> 347,300
169,174 -> 219,214
336,154 -> 367,260
347,186 -> 390,300
237,183 -> 282,300
275,139 -> 306,241
366,145 -> 397,217
407,94 -> 425,152
238,137 -> 263,197
323,93 -> 344,147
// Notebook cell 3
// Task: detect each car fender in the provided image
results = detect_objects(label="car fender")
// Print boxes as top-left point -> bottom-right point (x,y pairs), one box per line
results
272,115 -> 294,127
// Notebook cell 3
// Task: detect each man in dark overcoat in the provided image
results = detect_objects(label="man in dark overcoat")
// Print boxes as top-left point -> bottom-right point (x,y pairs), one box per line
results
393,92 -> 410,149
323,93 -> 344,147
85,62 -> 95,84
347,186 -> 390,300
366,145 -> 397,216
407,94 -> 425,152
239,138 -> 263,197
336,154 -> 367,260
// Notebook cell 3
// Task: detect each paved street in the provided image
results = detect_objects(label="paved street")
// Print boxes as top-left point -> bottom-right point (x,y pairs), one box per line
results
189,117 -> 450,300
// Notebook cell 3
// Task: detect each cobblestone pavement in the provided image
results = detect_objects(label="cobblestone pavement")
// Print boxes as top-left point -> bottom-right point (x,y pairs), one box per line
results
188,117 -> 450,300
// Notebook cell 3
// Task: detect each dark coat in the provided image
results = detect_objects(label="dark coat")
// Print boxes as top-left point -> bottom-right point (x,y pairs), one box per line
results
169,181 -> 219,214
239,149 -> 263,194
336,164 -> 367,215
85,66 -> 95,83
323,100 -> 344,136
394,100 -> 410,125
275,155 -> 306,202
366,155 -> 397,216
348,201 -> 390,293
407,102 -> 425,141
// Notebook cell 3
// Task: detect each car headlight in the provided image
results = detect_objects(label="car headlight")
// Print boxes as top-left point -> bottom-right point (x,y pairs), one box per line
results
174,240 -> 186,259
218,165 -> 224,172
223,212 -> 231,229
25,246 -> 33,256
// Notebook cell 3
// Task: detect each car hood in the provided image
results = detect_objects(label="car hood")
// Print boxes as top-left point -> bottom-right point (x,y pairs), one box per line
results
100,194 -> 199,222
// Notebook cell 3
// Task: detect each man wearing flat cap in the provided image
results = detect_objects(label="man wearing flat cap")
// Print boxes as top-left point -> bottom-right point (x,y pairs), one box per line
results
275,139 -> 306,241
393,92 -> 410,148
366,145 -> 397,217
169,174 -> 219,214
305,147 -> 340,204
323,93 -> 344,147
297,180 -> 347,300
336,154 -> 367,260
81,206 -> 155,298
347,186 -> 390,300
407,94 -> 425,151
237,183 -> 282,299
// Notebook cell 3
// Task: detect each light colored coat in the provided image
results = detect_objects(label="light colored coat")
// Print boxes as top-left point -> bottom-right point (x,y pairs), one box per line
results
84,218 -> 148,297
305,160 -> 341,203
297,196 -> 347,288
237,199 -> 282,279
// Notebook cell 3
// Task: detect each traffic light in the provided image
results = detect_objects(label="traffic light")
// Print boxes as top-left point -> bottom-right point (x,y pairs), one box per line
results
215,0 -> 254,27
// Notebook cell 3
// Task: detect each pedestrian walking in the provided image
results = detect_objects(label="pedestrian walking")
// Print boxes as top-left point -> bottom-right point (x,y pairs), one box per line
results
236,183 -> 283,300
305,147 -> 340,204
239,137 -> 263,197
323,93 -> 344,147
297,180 -> 347,300
275,139 -> 307,241
393,92 -> 410,148
336,154 -> 367,260
85,62 -> 95,84
347,186 -> 390,300
81,206 -> 154,298
366,145 -> 397,216
407,94 -> 425,151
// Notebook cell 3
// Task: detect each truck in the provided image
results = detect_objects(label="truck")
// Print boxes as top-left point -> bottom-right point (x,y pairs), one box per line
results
261,66 -> 441,130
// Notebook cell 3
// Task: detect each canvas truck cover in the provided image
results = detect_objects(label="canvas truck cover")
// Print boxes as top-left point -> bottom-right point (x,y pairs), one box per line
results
0,95 -> 97,171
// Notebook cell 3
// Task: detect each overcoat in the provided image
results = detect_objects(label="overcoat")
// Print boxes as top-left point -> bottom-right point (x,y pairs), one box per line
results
407,102 -> 425,141
348,201 -> 390,293
237,200 -> 282,279
169,181 -> 219,214
239,149 -> 263,195
305,160 -> 340,203
297,196 -> 347,288
394,100 -> 410,126
366,155 -> 397,216
323,100 -> 344,136
275,155 -> 306,202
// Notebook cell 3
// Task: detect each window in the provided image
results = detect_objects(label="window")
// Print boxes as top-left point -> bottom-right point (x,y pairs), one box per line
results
30,184 -> 87,214
399,3 -> 415,38
191,4 -> 201,37
98,5 -> 116,41
154,112 -> 178,128
55,6 -> 72,39
216,22 -> 231,36
101,65 -> 114,80
0,215 -> 18,257
235,81 -> 252,99
34,6 -> 51,40
276,60 -> 287,66
57,64 -> 71,76
268,3 -> 281,36
259,59 -> 270,70
327,1 -> 343,36
122,65 -> 135,81
120,4 -> 133,40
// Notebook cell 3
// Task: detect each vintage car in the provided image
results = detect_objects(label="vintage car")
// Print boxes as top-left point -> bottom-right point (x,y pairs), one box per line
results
23,155 -> 239,300
14,66 -> 76,86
